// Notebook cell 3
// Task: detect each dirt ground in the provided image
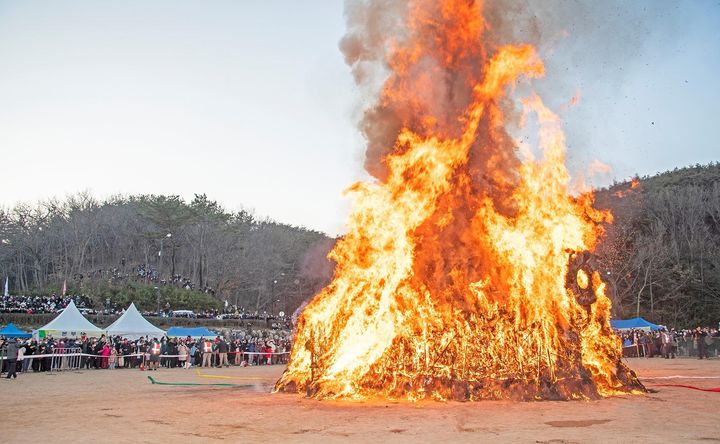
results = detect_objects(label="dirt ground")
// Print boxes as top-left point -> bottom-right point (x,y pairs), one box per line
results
2,358 -> 719,443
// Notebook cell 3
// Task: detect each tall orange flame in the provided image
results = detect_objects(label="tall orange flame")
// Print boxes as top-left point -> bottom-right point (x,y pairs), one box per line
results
276,0 -> 644,401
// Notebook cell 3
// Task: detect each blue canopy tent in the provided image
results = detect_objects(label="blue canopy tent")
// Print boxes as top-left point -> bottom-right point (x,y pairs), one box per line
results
166,326 -> 219,339
0,323 -> 32,338
610,317 -> 661,331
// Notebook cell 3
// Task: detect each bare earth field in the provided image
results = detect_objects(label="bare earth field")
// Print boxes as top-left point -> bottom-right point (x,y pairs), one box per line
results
2,358 -> 719,443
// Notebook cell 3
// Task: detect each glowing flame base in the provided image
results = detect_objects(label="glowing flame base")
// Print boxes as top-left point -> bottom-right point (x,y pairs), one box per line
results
276,3 -> 645,402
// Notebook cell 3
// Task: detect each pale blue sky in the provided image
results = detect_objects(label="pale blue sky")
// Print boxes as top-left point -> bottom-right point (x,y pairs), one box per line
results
0,1 -> 718,235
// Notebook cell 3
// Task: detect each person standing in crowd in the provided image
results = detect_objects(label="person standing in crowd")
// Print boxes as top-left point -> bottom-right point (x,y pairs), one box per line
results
653,332 -> 662,358
229,340 -> 240,366
42,338 -> 54,371
661,329 -> 676,359
80,337 -> 89,369
0,336 -> 6,376
117,344 -> 125,369
86,338 -> 94,369
35,340 -> 47,372
22,339 -> 36,372
217,337 -> 229,368
239,339 -> 248,366
93,338 -> 103,369
122,340 -> 132,368
189,341 -> 197,367
201,337 -> 213,368
263,341 -> 272,365
3,338 -> 24,379
247,339 -> 256,365
178,340 -> 188,369
101,341 -> 111,369
112,337 -> 122,369
212,337 -> 220,367
16,340 -> 25,370
169,338 -> 179,368
51,338 -> 61,370
138,340 -> 147,370
109,346 -> 117,369
160,339 -> 168,368
693,327 -> 709,359
149,338 -> 161,371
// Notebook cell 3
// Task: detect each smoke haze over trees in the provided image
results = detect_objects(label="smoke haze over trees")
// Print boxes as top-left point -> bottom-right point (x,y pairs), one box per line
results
0,193 -> 334,314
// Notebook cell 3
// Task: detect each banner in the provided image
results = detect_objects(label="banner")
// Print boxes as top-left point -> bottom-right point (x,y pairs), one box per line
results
37,329 -> 103,339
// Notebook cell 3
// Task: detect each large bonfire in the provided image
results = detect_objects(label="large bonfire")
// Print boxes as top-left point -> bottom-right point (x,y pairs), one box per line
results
276,0 -> 645,401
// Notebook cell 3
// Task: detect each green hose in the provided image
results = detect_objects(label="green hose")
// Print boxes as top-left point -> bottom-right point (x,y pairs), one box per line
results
147,375 -> 249,387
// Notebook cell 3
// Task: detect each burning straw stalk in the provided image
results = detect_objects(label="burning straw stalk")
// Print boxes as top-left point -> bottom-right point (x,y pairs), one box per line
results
275,0 -> 645,401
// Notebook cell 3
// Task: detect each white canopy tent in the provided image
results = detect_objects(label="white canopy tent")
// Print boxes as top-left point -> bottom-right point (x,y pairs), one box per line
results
36,300 -> 104,339
105,302 -> 165,340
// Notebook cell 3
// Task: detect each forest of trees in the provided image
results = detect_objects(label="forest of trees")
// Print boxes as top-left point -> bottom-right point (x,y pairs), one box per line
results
0,193 -> 334,314
1,163 -> 718,327
595,163 -> 720,327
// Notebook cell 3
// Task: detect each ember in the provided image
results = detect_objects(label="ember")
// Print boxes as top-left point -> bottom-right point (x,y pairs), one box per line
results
276,0 -> 645,401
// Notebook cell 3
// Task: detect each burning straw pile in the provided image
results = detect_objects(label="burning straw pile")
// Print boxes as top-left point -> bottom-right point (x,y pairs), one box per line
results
275,0 -> 645,401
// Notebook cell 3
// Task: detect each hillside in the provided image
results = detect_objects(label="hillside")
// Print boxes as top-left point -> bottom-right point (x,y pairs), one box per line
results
2,163 -> 719,328
0,193 -> 335,314
594,162 -> 720,327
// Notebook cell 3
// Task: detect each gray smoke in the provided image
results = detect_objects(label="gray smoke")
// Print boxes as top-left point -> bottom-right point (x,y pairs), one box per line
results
339,0 -> 680,179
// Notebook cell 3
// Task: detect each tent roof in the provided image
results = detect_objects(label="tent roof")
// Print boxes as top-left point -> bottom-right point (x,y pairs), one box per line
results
610,317 -> 661,331
0,323 -> 32,338
167,326 -> 218,338
105,303 -> 165,339
37,300 -> 103,335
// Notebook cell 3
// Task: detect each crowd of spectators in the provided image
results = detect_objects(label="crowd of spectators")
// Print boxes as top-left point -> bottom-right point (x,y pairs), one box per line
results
1,329 -> 292,378
85,262 -> 216,295
185,308 -> 292,327
1,294 -> 291,325
0,294 -> 93,315
617,326 -> 720,359
3,318 -> 720,381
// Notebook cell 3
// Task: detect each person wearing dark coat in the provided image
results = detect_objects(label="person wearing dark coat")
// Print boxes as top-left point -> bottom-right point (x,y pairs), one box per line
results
0,337 -> 5,376
4,338 -> 24,379
41,340 -> 52,372
93,341 -> 103,369
81,338 -> 90,369
22,340 -> 36,372
217,338 -> 229,367
693,327 -> 709,359
169,340 -> 178,368
34,342 -> 46,372
229,341 -> 238,366
122,342 -> 132,368
160,341 -> 168,368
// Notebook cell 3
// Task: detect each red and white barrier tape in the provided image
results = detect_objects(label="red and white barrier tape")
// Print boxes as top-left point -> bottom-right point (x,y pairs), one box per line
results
642,375 -> 720,380
1,351 -> 289,360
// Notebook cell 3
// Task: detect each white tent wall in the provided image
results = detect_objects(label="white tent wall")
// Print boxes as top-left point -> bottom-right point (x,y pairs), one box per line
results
105,303 -> 165,340
35,300 -> 104,339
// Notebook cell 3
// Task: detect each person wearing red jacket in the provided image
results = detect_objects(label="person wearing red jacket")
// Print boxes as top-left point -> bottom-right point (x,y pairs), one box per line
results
101,343 -> 111,369
263,342 -> 272,365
